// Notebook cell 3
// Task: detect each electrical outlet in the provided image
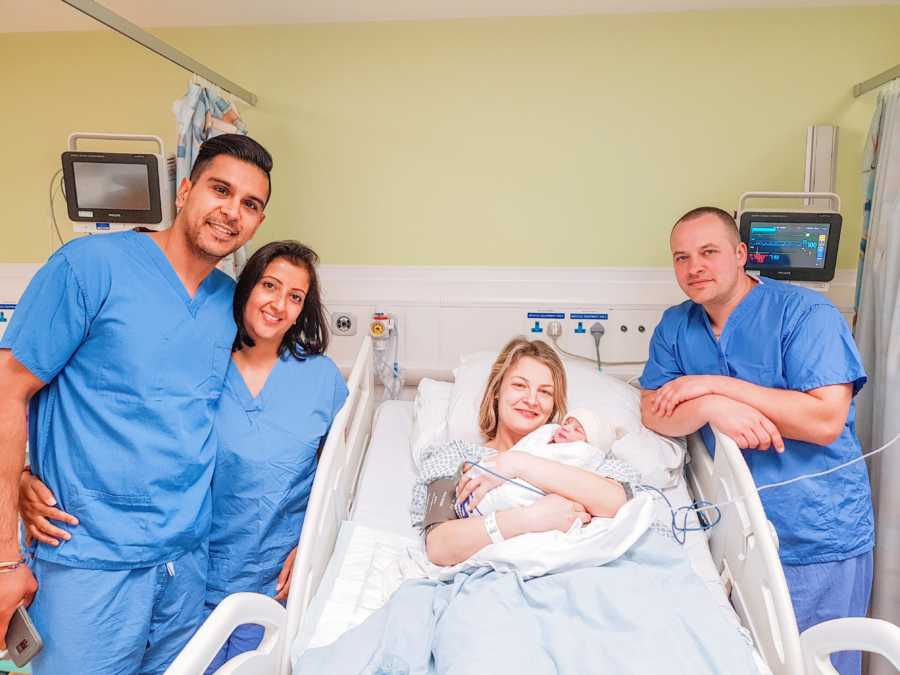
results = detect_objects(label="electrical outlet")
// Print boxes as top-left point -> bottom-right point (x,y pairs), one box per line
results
331,312 -> 357,336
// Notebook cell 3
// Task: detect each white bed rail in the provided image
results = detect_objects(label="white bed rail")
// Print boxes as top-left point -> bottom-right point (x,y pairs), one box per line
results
685,426 -> 804,675
278,336 -> 375,673
801,618 -> 900,674
164,593 -> 286,673
166,337 -> 375,675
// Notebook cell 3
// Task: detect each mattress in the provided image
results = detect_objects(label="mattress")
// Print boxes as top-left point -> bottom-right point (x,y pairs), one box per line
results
294,401 -> 770,674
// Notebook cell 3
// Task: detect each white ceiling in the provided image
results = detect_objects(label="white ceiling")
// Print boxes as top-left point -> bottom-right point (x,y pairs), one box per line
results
2,0 -> 897,32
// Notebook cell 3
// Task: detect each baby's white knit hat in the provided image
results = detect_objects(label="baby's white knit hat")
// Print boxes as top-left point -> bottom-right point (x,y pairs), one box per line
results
563,408 -> 616,450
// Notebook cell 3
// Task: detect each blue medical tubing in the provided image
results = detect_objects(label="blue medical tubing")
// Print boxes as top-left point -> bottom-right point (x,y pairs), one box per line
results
454,461 -> 547,519
451,432 -> 900,543
452,461 -> 716,544
633,484 -> 722,545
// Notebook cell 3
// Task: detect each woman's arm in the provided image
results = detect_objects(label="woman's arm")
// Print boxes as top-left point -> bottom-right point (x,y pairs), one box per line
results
425,508 -> 529,566
425,495 -> 591,566
507,453 -> 627,517
457,451 -> 629,518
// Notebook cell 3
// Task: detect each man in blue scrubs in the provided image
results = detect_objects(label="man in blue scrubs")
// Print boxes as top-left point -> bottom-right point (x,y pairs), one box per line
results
640,207 -> 874,675
0,134 -> 271,674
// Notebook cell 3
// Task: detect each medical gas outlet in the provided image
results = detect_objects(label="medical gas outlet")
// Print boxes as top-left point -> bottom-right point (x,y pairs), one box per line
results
370,312 -> 394,350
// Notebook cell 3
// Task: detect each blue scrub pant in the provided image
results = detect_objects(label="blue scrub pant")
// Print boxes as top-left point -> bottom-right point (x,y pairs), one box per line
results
783,549 -> 873,675
28,547 -> 207,675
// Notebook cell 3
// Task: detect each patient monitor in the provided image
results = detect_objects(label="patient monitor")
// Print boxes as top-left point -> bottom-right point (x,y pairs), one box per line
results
61,132 -> 175,233
737,191 -> 842,286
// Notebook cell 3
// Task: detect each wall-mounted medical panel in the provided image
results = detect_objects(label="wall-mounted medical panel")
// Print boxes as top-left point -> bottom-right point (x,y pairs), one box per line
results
319,265 -> 857,382
0,264 -> 40,342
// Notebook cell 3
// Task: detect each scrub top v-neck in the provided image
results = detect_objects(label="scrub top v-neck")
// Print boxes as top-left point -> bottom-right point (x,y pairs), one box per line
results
641,278 -> 873,565
206,352 -> 348,603
1,231 -> 236,569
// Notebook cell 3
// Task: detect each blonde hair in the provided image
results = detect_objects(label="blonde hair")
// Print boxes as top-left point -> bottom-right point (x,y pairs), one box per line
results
478,337 -> 567,441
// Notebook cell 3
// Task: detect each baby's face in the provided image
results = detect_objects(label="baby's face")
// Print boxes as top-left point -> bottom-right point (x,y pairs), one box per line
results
552,417 -> 586,444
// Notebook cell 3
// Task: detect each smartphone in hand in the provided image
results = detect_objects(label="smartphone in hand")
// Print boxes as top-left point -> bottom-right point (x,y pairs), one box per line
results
5,606 -> 43,667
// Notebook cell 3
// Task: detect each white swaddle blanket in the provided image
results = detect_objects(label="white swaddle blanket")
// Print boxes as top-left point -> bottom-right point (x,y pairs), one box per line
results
472,423 -> 611,515
417,493 -> 654,579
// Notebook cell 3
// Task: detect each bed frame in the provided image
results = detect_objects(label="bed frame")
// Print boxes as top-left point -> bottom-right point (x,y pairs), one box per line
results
167,336 -> 900,675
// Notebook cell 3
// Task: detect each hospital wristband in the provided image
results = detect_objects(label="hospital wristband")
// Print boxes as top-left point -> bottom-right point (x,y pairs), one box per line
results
483,512 -> 505,545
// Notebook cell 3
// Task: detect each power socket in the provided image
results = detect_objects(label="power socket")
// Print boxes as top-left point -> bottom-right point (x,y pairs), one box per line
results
331,312 -> 357,336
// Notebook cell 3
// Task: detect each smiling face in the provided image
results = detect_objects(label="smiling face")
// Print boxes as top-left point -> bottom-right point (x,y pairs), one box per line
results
242,257 -> 311,348
494,356 -> 557,442
174,154 -> 268,262
670,213 -> 747,308
552,416 -> 587,444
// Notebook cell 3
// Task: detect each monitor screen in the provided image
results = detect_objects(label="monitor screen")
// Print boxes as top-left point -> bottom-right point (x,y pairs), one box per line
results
746,222 -> 829,270
72,162 -> 152,211
61,151 -> 162,224
739,211 -> 842,283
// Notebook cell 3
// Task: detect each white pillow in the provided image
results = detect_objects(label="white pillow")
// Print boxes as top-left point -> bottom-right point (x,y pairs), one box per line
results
610,429 -> 685,489
445,352 -> 497,443
445,350 -> 685,488
410,378 -> 452,469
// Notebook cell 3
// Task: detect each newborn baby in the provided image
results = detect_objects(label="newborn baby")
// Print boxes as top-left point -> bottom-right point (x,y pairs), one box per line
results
550,408 -> 617,449
460,408 -> 620,517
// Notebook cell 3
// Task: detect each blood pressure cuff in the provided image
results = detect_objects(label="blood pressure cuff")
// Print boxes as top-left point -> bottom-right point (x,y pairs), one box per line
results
423,465 -> 465,536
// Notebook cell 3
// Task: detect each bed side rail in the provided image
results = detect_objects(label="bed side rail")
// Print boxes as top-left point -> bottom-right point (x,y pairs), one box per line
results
685,426 -> 804,675
170,593 -> 286,675
801,617 -> 900,674
165,337 -> 376,675
277,336 -> 376,673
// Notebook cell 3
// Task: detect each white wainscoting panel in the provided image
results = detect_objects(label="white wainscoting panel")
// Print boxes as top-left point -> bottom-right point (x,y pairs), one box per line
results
318,265 -> 858,381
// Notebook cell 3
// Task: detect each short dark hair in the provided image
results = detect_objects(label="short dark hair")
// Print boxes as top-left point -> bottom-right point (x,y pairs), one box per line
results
672,206 -> 739,244
189,133 -> 273,205
233,241 -> 329,360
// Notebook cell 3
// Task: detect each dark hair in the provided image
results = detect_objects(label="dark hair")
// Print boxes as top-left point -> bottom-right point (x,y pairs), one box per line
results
672,206 -> 739,243
233,241 -> 329,360
190,134 -> 273,205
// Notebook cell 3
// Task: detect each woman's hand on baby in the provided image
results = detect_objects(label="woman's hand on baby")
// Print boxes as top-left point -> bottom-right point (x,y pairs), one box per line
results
456,452 -> 522,512
524,494 -> 591,533
19,471 -> 78,547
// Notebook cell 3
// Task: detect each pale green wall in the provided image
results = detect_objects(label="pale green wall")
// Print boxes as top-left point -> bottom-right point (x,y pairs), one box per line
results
2,7 -> 899,265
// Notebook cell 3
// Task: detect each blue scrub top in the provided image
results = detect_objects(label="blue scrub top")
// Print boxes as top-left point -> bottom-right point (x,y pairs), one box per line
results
0,232 -> 235,569
640,278 -> 873,565
206,352 -> 348,605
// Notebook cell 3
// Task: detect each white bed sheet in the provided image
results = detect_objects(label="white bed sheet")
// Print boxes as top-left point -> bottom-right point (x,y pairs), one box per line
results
295,401 -> 769,673
350,400 -> 421,540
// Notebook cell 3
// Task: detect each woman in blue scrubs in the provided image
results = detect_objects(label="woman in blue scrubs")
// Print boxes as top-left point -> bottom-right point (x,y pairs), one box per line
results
19,240 -> 348,673
202,240 -> 348,671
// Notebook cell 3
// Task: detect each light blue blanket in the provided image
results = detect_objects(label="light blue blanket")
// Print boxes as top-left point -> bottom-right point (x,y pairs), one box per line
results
294,531 -> 760,675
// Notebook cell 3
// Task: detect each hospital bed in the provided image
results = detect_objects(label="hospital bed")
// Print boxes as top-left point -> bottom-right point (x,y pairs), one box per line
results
167,336 -> 900,675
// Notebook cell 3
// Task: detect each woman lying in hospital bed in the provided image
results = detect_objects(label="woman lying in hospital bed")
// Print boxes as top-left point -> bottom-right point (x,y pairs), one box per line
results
294,337 -> 761,675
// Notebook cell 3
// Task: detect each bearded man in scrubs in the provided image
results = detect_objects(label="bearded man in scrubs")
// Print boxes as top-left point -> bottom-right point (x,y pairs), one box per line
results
640,207 -> 874,675
0,134 -> 271,674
